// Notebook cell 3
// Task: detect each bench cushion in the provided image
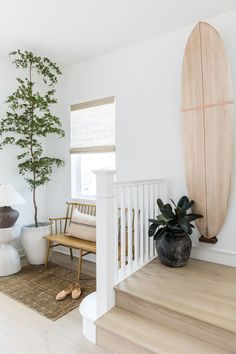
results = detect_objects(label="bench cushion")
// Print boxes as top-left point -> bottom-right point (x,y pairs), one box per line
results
66,209 -> 96,242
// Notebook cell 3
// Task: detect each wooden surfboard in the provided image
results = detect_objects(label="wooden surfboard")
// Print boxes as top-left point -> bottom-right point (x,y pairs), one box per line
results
181,22 -> 234,242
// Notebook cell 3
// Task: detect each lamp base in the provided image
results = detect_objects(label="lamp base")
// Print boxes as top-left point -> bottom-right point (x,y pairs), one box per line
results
0,207 -> 19,228
0,244 -> 21,276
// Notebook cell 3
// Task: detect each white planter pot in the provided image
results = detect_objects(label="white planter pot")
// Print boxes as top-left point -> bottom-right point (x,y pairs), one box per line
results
21,224 -> 51,265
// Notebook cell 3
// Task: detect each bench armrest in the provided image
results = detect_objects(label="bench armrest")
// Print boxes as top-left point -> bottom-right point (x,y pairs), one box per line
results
48,217 -> 70,235
49,217 -> 68,221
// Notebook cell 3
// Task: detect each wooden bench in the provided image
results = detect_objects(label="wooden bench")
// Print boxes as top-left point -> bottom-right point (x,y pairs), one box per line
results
44,202 -> 136,280
44,202 -> 96,280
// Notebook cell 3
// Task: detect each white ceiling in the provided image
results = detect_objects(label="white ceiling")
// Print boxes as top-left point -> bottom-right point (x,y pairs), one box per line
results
0,0 -> 236,67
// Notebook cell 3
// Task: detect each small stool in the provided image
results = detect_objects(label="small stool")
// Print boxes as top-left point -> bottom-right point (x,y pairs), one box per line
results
0,225 -> 21,276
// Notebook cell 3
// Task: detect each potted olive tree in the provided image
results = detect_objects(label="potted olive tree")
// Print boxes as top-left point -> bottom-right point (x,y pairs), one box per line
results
0,50 -> 65,264
149,196 -> 202,267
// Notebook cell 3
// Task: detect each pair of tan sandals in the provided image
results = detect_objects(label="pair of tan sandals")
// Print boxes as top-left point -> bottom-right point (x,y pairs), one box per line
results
56,282 -> 81,301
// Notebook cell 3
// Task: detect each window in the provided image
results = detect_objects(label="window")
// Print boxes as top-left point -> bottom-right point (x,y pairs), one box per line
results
70,97 -> 115,198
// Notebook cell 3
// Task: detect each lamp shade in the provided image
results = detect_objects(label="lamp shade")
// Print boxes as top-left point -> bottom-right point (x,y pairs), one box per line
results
0,185 -> 26,207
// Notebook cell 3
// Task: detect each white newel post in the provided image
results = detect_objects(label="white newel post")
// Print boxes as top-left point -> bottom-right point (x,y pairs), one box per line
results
94,169 -> 116,318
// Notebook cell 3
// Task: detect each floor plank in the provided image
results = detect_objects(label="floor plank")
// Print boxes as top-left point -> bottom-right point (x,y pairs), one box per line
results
0,252 -> 110,354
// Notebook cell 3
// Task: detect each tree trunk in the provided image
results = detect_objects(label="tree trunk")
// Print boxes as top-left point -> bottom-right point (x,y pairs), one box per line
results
29,63 -> 38,228
33,185 -> 38,227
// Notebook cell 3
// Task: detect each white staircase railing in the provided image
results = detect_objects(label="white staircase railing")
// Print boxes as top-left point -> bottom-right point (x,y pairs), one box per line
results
94,170 -> 167,318
115,178 -> 167,284
80,170 -> 167,343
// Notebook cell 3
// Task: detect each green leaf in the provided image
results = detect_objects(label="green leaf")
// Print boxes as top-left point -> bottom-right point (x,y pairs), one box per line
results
177,196 -> 190,211
157,198 -> 164,210
154,227 -> 166,240
166,220 -> 182,233
188,200 -> 194,209
186,213 -> 203,222
149,219 -> 165,225
178,217 -> 191,233
156,214 -> 168,223
175,207 -> 185,217
160,208 -> 175,220
164,203 -> 172,210
148,223 -> 159,237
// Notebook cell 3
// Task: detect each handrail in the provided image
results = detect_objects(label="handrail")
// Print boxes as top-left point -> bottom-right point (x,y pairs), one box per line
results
115,178 -> 165,187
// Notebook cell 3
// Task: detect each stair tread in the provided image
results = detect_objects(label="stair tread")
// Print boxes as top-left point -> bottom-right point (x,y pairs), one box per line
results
97,307 -> 232,354
116,258 -> 236,333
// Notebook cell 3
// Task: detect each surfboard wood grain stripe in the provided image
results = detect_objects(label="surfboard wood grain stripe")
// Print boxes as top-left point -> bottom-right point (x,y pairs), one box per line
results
181,100 -> 234,112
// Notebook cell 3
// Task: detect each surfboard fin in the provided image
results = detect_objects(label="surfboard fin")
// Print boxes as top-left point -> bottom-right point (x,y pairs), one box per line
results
199,235 -> 217,244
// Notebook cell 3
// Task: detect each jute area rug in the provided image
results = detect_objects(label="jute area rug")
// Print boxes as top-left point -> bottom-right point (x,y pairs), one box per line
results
0,263 -> 96,321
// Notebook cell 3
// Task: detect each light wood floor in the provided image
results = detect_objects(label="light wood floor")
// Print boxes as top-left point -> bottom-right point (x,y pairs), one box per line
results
0,252 -> 111,354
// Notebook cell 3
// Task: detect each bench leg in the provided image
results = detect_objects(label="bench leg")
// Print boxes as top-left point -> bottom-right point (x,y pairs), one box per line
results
45,240 -> 51,269
70,248 -> 73,260
77,248 -> 83,281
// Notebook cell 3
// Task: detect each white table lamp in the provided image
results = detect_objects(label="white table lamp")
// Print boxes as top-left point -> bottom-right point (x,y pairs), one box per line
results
0,184 -> 25,228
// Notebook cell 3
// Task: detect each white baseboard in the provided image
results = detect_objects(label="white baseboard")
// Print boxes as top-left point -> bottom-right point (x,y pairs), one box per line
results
17,244 -> 96,262
56,244 -> 235,267
191,244 -> 236,267
17,244 -> 236,267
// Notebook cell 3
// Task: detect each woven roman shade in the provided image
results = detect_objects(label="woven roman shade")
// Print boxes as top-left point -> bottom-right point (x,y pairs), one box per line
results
70,97 -> 115,154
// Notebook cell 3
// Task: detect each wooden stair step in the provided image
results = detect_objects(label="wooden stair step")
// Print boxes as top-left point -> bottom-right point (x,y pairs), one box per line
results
115,287 -> 236,352
96,307 -> 232,354
116,258 -> 236,334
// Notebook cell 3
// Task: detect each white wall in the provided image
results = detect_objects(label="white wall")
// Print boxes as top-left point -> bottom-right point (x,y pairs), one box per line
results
1,11 -> 235,264
48,10 -> 236,266
0,58 -> 48,252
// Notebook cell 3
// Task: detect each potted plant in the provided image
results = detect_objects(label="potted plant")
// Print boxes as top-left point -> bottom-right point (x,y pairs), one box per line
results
0,50 -> 65,264
149,196 -> 202,267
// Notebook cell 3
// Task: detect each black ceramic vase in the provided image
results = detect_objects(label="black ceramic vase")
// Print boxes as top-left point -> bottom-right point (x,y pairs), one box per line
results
155,232 -> 192,267
0,206 -> 19,228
